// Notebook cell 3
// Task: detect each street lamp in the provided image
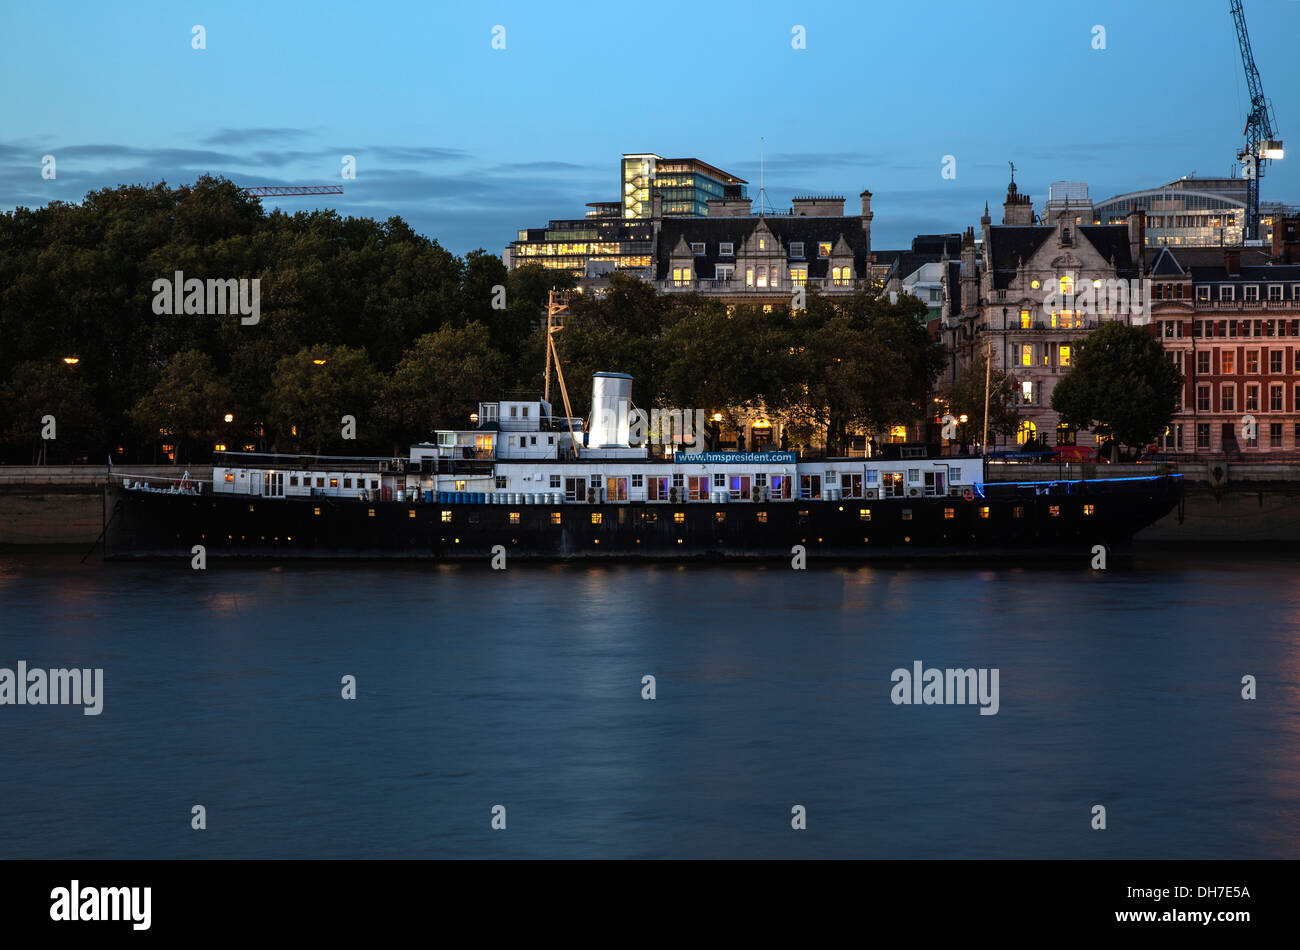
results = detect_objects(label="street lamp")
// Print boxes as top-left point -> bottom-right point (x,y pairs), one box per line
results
62,356 -> 79,365
223,413 -> 234,423
312,359 -> 327,366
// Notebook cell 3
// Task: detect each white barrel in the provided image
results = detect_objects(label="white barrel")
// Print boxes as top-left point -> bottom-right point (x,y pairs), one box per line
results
396,489 -> 405,502
488,492 -> 497,503
524,493 -> 533,504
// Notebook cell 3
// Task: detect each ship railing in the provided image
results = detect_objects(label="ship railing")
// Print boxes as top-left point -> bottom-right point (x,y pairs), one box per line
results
109,471 -> 206,495
214,451 -> 405,474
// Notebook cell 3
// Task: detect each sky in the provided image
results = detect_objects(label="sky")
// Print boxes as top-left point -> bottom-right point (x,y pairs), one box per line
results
3,0 -> 1299,256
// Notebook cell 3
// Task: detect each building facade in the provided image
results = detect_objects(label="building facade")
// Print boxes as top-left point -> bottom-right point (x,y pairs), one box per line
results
507,153 -> 747,276
1150,225 -> 1300,457
937,177 -> 1148,450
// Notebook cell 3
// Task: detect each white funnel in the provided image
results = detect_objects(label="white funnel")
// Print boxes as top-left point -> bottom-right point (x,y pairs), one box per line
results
589,372 -> 632,447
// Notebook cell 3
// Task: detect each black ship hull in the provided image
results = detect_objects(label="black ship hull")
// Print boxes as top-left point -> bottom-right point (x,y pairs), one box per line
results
102,476 -> 1182,561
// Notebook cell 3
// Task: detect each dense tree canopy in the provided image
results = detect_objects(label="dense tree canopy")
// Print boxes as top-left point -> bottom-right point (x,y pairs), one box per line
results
0,177 -> 944,463
1050,321 -> 1182,452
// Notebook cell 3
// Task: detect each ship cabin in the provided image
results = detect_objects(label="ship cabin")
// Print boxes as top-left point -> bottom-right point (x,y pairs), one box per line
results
210,372 -> 987,506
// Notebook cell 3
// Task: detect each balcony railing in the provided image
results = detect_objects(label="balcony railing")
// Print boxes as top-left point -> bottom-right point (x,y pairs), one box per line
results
658,277 -> 869,293
1194,299 -> 1299,311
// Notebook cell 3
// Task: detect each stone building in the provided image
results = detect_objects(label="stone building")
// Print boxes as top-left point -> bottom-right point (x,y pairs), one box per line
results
936,176 -> 1148,449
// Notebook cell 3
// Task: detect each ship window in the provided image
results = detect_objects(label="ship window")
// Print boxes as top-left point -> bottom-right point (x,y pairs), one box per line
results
859,509 -> 871,521
1013,506 -> 1025,518
757,511 -> 768,523
715,511 -> 726,523
591,513 -> 602,525
631,474 -> 644,488
549,475 -> 560,488
497,476 -> 508,489
509,512 -> 521,525
289,475 -> 298,487
368,509 -> 375,517
408,510 -> 416,518
455,480 -> 467,491
1083,504 -> 1095,516
330,478 -> 338,488
902,509 -> 912,521
944,508 -> 954,519
1049,506 -> 1060,517
316,477 -> 325,488
441,511 -> 452,522
713,473 -> 726,487
313,507 -> 321,516
550,512 -> 561,525
224,473 -> 234,483
344,477 -> 352,489
979,507 -> 990,519
674,512 -> 685,523
522,407 -> 529,418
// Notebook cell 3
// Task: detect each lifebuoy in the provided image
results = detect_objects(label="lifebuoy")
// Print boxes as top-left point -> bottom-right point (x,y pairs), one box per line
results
962,488 -> 975,501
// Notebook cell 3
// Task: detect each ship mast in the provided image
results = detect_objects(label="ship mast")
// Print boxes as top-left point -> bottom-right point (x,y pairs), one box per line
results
543,290 -> 581,459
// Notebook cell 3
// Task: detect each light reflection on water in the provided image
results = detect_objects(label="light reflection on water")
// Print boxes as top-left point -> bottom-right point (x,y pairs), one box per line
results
0,552 -> 1297,858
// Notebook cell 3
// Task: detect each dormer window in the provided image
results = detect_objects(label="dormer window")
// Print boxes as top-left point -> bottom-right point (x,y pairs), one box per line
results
1245,285 -> 1259,302
818,242 -> 831,258
1220,286 -> 1235,301
718,242 -> 734,256
690,242 -> 705,255
1197,286 -> 1210,301
758,237 -> 767,250
1059,276 -> 1074,295
789,242 -> 805,259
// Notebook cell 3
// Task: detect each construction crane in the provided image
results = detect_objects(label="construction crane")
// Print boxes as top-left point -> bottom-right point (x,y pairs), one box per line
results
1229,0 -> 1284,242
241,185 -> 344,198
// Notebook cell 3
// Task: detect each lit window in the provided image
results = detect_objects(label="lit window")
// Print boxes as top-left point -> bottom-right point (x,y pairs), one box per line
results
944,508 -> 955,519
591,513 -> 602,525
1013,506 -> 1024,519
509,512 -> 521,525
1083,505 -> 1095,516
224,473 -> 234,483
1049,506 -> 1060,517
757,511 -> 768,523
1059,345 -> 1071,367
329,478 -> 338,488
818,242 -> 831,258
979,507 -> 990,519
408,510 -> 416,518
674,512 -> 685,523
1060,276 -> 1073,295
550,512 -> 561,525
441,510 -> 452,522
859,509 -> 871,521
1020,310 -> 1031,328
313,507 -> 321,516
715,511 -> 726,523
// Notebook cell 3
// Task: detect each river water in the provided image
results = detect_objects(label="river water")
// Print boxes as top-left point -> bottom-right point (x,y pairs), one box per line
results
0,552 -> 1297,859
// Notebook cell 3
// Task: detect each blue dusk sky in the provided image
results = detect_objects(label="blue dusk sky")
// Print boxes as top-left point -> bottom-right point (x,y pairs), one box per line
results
3,0 -> 1298,256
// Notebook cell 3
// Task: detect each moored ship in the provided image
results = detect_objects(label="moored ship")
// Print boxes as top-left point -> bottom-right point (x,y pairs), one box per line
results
103,371 -> 1182,561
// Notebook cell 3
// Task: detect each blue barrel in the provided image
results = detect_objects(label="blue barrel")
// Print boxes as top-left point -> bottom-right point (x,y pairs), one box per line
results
457,492 -> 465,504
473,492 -> 482,504
423,490 -> 432,503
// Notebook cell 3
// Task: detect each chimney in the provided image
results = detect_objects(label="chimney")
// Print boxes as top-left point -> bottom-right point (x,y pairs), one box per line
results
1273,213 -> 1300,264
705,197 -> 752,218
1127,203 -> 1145,269
860,189 -> 873,253
1224,248 -> 1241,276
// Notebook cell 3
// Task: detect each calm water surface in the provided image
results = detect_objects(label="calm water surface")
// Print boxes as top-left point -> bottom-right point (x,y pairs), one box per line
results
1,552 -> 1297,858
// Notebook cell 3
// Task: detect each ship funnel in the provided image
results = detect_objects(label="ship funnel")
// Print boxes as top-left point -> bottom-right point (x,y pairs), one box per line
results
588,372 -> 633,447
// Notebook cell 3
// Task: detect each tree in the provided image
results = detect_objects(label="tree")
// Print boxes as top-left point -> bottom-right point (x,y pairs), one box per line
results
128,350 -> 234,463
942,361 -> 1021,446
265,345 -> 378,455
376,323 -> 506,447
1050,321 -> 1181,456
0,360 -> 104,463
